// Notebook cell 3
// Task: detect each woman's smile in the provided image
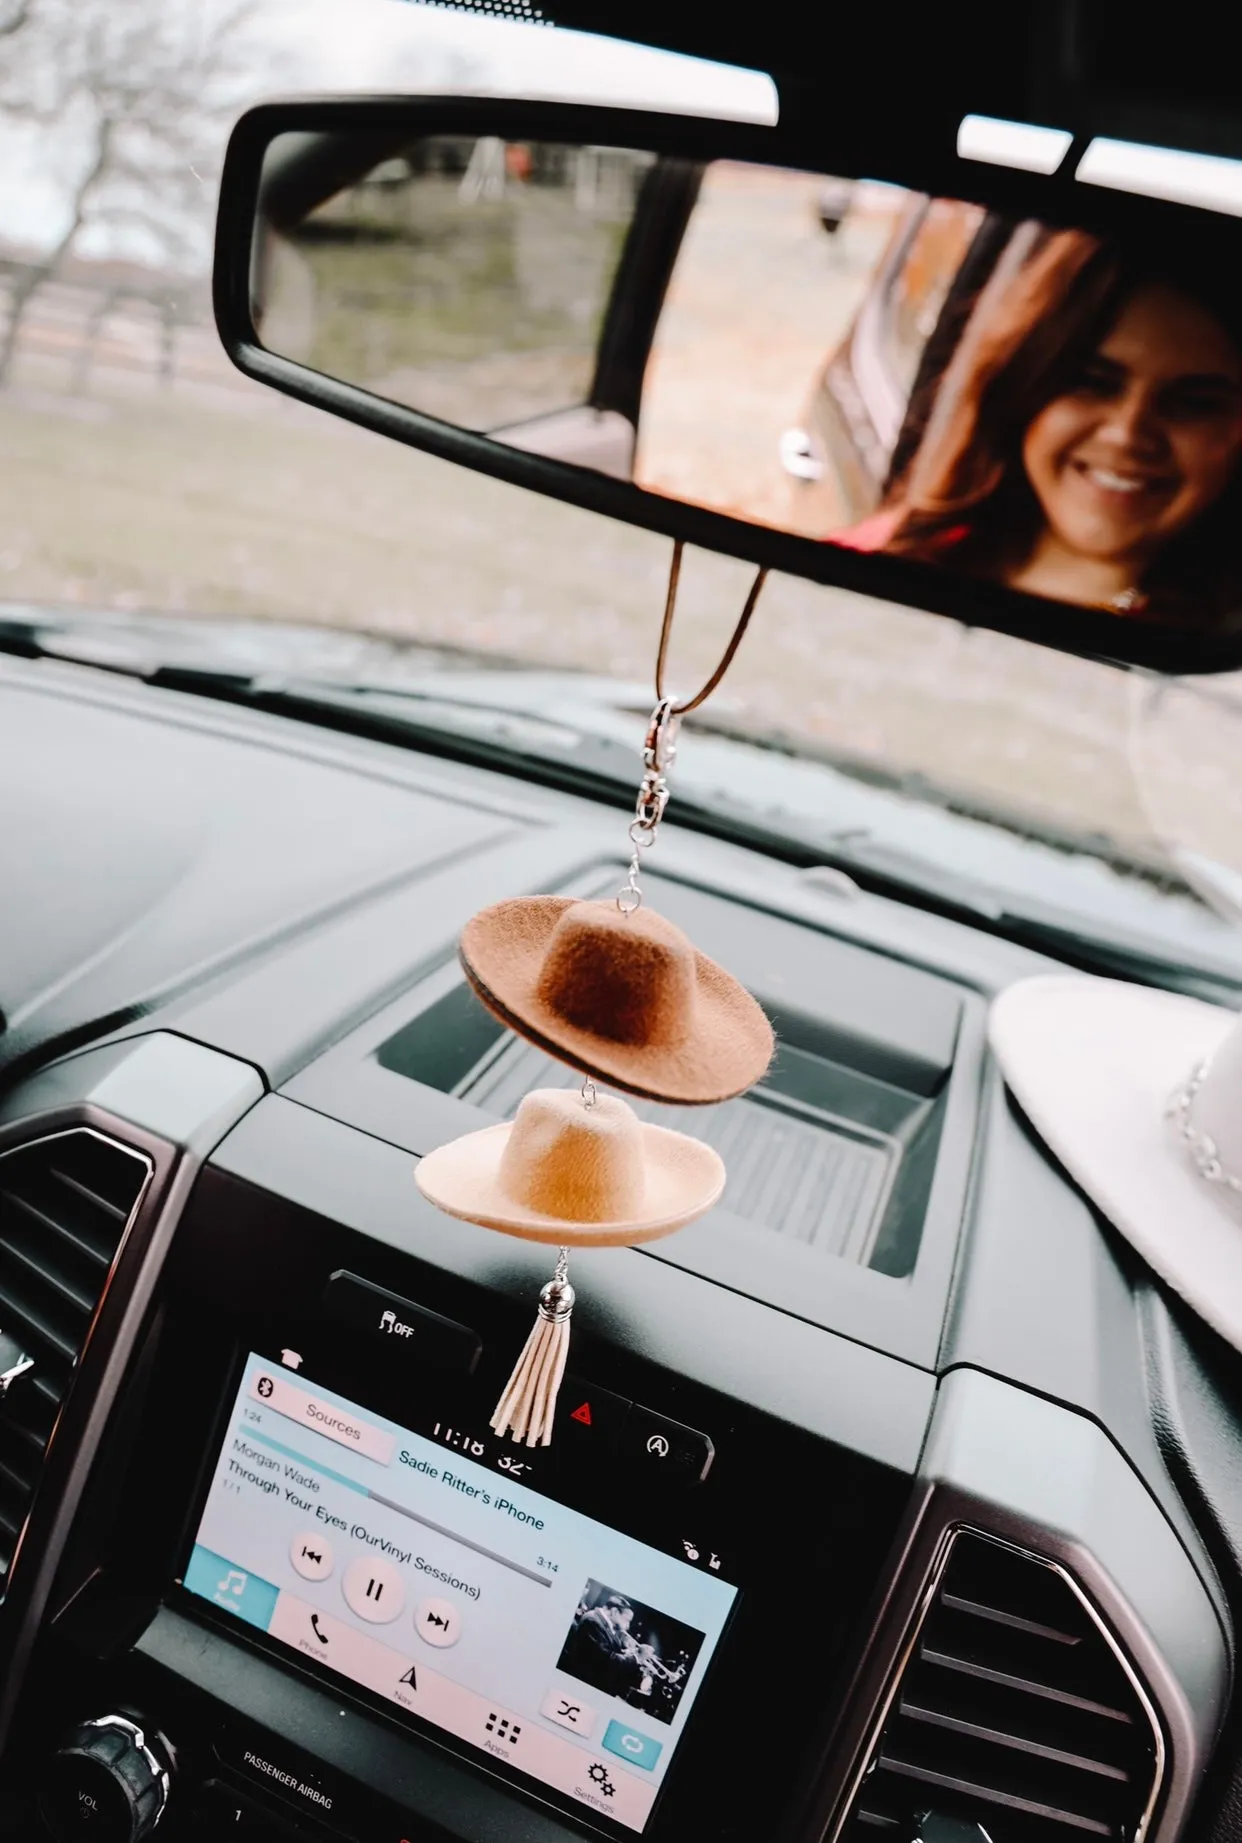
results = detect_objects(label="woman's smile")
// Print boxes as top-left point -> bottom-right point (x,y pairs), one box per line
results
1072,461 -> 1170,497
1061,454 -> 1179,526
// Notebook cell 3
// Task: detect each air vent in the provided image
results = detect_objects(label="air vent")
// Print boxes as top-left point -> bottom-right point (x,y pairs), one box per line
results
843,1532 -> 1161,1843
0,1130 -> 150,1589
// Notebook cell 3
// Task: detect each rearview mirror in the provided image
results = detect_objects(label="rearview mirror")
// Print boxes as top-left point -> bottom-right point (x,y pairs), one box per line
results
215,98 -> 1242,673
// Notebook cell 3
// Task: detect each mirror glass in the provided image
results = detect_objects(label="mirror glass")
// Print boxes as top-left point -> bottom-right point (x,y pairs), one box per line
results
253,132 -> 1242,637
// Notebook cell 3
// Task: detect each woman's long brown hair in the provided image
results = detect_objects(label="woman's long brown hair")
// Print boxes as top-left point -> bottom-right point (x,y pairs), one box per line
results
881,226 -> 1242,626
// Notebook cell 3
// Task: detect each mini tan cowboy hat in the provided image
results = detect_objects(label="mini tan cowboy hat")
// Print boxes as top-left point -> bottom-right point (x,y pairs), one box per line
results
990,972 -> 1242,1355
415,1086 -> 726,1245
459,896 -> 773,1105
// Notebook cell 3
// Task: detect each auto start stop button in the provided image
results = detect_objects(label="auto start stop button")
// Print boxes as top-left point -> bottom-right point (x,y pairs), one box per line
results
324,1271 -> 482,1374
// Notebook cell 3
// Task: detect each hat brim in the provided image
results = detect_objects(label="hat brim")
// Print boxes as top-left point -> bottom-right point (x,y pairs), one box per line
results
460,897 -> 772,1106
989,973 -> 1242,1354
415,1116 -> 726,1245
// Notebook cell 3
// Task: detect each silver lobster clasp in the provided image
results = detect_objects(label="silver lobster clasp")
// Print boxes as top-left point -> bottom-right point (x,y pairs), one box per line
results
643,696 -> 680,778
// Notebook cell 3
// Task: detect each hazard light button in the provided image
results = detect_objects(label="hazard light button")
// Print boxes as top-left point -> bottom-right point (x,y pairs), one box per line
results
554,1377 -> 631,1450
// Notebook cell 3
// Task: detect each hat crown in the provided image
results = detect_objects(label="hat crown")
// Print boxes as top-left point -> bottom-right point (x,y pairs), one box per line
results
534,902 -> 696,1048
1184,1015 -> 1242,1174
498,1089 -> 645,1222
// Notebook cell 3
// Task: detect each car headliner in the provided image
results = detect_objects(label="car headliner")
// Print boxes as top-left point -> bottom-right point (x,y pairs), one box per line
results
502,0 -> 1242,169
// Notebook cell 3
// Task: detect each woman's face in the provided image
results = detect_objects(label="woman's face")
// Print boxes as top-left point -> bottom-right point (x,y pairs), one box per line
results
1021,282 -> 1242,568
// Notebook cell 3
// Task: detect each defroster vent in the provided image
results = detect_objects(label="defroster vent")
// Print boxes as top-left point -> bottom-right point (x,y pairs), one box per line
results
0,1130 -> 151,1589
842,1531 -> 1162,1843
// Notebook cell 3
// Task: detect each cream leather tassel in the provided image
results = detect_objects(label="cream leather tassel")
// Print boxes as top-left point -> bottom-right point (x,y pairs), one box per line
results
491,1250 -> 574,1447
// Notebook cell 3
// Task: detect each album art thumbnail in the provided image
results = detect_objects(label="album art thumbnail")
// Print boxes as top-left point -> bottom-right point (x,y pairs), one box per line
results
556,1578 -> 706,1725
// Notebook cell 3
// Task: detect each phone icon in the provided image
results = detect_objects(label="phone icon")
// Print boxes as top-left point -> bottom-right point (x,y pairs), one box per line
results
310,1613 -> 330,1645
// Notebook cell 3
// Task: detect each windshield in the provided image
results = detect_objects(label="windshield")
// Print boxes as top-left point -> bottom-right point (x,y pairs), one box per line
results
1,0 -> 1241,950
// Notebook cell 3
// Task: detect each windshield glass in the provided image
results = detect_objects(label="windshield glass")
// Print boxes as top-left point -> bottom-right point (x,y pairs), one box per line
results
1,0 -> 1240,948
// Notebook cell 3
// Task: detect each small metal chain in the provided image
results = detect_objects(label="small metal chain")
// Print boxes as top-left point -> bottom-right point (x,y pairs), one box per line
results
553,1246 -> 570,1286
580,1076 -> 597,1109
1166,1059 -> 1242,1193
616,696 -> 679,915
615,542 -> 766,916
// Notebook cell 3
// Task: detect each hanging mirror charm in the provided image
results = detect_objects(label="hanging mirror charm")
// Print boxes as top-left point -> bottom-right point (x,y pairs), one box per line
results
418,541 -> 773,1447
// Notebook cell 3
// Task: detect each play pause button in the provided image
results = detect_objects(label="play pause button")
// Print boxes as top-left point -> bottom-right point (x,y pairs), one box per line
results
342,1556 -> 405,1624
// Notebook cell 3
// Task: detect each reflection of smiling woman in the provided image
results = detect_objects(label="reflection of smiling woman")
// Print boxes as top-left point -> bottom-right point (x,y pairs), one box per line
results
853,231 -> 1242,624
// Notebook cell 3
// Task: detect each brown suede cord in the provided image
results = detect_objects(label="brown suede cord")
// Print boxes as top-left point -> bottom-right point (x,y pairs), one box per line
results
655,539 -> 768,716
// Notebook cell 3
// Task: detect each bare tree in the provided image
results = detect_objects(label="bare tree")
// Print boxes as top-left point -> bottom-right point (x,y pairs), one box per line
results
0,0 -> 253,385
0,0 -> 32,39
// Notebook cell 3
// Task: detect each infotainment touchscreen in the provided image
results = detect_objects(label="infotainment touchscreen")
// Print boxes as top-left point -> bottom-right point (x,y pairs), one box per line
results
184,1353 -> 738,1832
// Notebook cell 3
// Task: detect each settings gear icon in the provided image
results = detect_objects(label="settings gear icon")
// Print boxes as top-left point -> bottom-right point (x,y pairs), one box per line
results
588,1762 -> 616,1798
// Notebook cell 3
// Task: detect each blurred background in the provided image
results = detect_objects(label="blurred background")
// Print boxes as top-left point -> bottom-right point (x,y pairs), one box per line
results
1,0 -> 1240,887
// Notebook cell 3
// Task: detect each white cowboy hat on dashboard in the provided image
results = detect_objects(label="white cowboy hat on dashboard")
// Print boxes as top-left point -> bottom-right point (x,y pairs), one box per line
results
989,973 -> 1242,1354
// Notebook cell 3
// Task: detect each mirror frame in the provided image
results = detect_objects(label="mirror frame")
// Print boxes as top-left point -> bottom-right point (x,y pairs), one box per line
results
215,95 -> 1242,674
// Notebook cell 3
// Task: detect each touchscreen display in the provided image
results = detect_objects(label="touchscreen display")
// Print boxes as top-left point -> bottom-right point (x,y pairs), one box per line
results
184,1354 -> 738,1831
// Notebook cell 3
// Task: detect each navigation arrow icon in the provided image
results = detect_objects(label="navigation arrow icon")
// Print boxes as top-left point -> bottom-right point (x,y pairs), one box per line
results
399,1666 -> 417,1689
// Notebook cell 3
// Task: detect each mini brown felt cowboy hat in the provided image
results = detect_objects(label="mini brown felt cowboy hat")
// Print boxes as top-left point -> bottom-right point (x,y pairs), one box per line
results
458,896 -> 774,1105
415,1087 -> 726,1244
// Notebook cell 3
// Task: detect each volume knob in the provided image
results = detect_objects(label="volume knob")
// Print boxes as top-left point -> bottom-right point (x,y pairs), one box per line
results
40,1714 -> 170,1842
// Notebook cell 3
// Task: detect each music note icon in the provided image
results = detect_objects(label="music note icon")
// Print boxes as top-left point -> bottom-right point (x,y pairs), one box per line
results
216,1568 -> 247,1597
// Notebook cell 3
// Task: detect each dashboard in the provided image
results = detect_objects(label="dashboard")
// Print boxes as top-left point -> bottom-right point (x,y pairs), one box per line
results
0,649 -> 1238,1843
